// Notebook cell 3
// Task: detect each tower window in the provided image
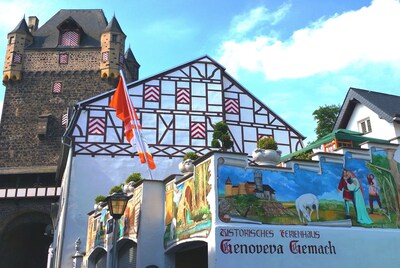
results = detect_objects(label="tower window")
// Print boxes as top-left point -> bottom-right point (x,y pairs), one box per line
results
358,118 -> 372,134
60,31 -> 79,46
52,82 -> 62,94
111,34 -> 118,42
12,53 -> 22,64
9,36 -> 15,44
59,53 -> 69,64
102,52 -> 109,63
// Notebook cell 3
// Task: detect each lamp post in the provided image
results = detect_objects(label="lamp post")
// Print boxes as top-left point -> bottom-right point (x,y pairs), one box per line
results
106,192 -> 129,268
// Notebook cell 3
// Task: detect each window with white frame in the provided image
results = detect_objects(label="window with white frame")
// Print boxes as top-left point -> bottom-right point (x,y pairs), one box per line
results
358,118 -> 372,134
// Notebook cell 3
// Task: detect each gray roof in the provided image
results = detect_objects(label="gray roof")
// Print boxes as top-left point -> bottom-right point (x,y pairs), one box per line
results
10,17 -> 32,35
125,47 -> 140,67
334,87 -> 400,129
25,9 -> 108,49
104,16 -> 125,36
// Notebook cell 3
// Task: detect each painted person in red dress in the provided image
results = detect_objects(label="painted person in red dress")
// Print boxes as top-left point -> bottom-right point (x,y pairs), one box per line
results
337,169 -> 356,219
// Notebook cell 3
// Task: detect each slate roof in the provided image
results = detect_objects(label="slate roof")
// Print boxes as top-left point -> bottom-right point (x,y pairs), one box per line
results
334,87 -> 400,130
10,17 -> 32,35
104,16 -> 125,36
22,9 -> 108,49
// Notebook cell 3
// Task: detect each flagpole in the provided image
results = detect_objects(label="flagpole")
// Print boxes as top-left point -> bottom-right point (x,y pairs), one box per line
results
119,70 -> 155,180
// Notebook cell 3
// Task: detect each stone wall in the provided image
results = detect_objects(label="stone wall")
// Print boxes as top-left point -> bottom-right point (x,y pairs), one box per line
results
23,49 -> 101,72
0,71 -> 117,167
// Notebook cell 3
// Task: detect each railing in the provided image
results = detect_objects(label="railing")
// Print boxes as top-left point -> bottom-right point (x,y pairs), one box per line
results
323,139 -> 353,153
0,186 -> 61,199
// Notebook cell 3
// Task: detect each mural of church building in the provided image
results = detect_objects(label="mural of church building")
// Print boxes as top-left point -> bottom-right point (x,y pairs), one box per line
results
224,171 -> 276,200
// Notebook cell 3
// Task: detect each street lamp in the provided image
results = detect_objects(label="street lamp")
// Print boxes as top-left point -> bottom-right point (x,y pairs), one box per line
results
106,192 -> 130,268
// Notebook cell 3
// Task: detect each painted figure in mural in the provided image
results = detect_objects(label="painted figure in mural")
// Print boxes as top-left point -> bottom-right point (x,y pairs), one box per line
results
367,174 -> 382,214
346,171 -> 373,225
337,169 -> 356,219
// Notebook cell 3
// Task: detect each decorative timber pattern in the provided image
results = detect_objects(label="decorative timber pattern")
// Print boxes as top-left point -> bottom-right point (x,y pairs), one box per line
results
69,56 -> 304,159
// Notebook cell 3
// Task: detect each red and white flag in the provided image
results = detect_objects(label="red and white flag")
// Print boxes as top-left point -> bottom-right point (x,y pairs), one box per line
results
109,72 -> 156,170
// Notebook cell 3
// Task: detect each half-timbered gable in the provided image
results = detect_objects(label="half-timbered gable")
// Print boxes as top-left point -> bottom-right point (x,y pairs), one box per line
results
55,56 -> 305,265
67,56 -> 304,164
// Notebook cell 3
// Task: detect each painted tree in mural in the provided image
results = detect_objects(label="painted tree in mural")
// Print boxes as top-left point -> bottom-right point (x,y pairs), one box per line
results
368,148 -> 400,225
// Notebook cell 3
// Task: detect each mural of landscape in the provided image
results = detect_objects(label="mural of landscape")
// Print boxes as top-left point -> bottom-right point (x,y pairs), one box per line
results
164,159 -> 212,248
218,147 -> 400,228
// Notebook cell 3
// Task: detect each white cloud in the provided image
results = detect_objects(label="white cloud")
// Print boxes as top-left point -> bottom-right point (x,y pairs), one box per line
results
230,3 -> 291,37
218,0 -> 400,80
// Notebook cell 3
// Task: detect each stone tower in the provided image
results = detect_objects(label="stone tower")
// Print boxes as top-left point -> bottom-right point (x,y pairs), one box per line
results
0,9 -> 139,268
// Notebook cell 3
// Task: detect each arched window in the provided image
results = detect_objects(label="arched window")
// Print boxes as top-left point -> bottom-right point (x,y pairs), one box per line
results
60,31 -> 79,46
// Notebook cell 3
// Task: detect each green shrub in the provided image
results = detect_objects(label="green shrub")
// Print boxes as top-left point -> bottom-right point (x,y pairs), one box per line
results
109,185 -> 123,194
211,121 -> 233,151
125,172 -> 142,184
257,137 -> 278,150
183,151 -> 199,161
95,195 -> 106,203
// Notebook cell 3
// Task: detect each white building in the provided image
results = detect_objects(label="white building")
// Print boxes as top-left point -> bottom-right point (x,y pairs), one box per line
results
334,87 -> 400,144
51,56 -> 305,268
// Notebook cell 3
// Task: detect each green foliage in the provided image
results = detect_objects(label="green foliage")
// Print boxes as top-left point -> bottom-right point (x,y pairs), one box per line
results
257,137 -> 278,150
191,206 -> 211,222
125,172 -> 142,184
211,121 -> 233,151
95,195 -> 106,203
109,185 -> 123,194
372,154 -> 390,170
211,139 -> 221,148
234,194 -> 259,217
294,150 -> 313,160
312,104 -> 340,140
183,151 -> 199,161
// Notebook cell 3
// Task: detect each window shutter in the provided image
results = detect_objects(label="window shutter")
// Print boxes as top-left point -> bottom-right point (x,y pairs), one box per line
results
52,82 -> 62,94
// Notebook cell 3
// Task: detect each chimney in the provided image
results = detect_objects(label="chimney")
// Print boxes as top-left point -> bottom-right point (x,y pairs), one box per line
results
28,16 -> 39,32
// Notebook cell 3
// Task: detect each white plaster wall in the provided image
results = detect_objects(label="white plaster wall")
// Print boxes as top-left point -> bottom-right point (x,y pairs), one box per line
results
136,180 -> 168,267
346,103 -> 396,140
53,152 -> 72,268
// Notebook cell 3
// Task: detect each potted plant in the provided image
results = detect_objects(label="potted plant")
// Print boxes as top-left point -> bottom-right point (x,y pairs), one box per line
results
109,185 -> 123,195
123,172 -> 142,194
179,151 -> 199,174
211,121 -> 233,151
94,195 -> 106,211
252,136 -> 281,165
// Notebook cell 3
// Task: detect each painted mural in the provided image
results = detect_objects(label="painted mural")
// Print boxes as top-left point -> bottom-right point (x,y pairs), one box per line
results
164,159 -> 212,248
86,185 -> 142,252
218,147 -> 400,228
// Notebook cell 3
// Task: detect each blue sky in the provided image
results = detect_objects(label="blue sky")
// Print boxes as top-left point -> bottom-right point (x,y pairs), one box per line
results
1,0 -> 399,143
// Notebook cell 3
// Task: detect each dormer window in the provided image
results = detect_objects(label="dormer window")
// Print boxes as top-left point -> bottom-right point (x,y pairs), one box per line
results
60,31 -> 79,46
57,17 -> 83,47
